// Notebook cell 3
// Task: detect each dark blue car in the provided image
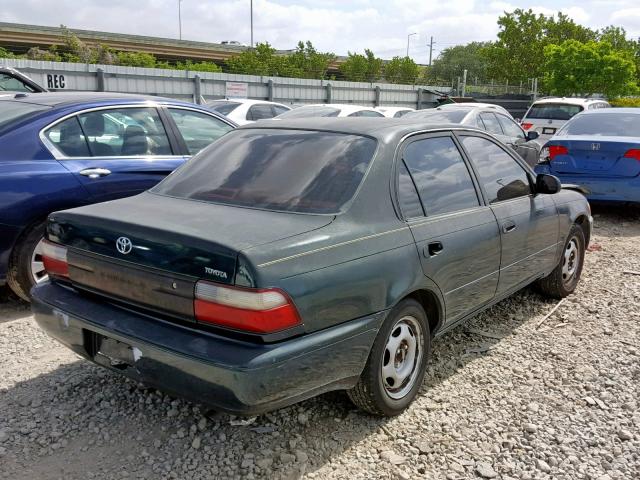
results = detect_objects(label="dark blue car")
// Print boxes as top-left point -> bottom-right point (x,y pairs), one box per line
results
0,92 -> 235,300
535,108 -> 640,204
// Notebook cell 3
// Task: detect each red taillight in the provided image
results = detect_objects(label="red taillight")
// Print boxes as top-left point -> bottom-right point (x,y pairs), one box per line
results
548,145 -> 569,160
521,123 -> 534,130
41,239 -> 69,278
194,281 -> 301,333
623,149 -> 640,161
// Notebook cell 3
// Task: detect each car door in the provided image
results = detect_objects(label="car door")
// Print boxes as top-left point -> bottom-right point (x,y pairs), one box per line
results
397,133 -> 501,323
42,106 -> 185,203
495,113 -> 539,167
457,133 -> 559,296
165,107 -> 235,155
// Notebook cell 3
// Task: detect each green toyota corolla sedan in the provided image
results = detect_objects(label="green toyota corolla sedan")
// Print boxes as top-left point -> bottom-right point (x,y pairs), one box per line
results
31,118 -> 592,416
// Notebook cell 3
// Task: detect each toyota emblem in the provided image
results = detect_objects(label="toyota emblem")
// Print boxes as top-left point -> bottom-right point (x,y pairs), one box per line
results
116,236 -> 133,254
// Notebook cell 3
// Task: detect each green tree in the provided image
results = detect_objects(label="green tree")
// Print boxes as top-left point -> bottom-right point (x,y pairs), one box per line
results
287,41 -> 336,79
384,56 -> 420,84
116,51 -> 157,68
26,46 -> 61,61
428,42 -> 490,84
226,42 -> 286,76
339,49 -> 383,82
598,26 -> 640,82
0,47 -> 16,59
544,40 -> 637,97
176,60 -> 222,72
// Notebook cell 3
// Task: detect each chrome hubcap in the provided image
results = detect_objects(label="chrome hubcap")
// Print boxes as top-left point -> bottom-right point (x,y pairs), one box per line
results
381,316 -> 423,400
562,238 -> 579,284
30,237 -> 48,285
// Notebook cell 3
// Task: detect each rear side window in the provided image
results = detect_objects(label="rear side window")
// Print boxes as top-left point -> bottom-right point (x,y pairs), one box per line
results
273,105 -> 290,116
526,103 -> 583,120
349,110 -> 384,117
153,129 -> 377,214
557,113 -> 640,137
403,136 -> 479,216
77,107 -> 172,157
209,101 -> 240,116
0,101 -> 49,131
247,104 -> 276,121
44,117 -> 91,157
397,162 -> 425,219
394,110 -> 410,118
496,115 -> 525,139
168,108 -> 233,154
479,113 -> 503,135
460,136 -> 531,203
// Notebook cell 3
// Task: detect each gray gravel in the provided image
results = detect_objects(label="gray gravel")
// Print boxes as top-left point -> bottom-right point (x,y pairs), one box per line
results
1,206 -> 639,480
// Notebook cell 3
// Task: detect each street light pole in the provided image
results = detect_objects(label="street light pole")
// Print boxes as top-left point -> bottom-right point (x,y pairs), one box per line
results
178,0 -> 183,40
406,32 -> 417,57
250,0 -> 254,48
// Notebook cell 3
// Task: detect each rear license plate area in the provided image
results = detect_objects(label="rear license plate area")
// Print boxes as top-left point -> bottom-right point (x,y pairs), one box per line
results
84,330 -> 137,370
542,127 -> 556,134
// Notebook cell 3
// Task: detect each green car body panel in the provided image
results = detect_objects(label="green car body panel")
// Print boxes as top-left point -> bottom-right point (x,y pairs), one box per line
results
31,118 -> 592,414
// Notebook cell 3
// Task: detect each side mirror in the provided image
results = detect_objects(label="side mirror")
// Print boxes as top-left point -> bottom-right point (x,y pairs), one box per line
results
526,130 -> 540,141
536,173 -> 561,194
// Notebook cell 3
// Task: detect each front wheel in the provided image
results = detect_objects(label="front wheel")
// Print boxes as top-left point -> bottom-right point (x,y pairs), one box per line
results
7,221 -> 48,301
347,299 -> 431,416
536,224 -> 585,299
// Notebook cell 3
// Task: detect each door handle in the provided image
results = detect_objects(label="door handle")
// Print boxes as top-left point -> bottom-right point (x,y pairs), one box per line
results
79,168 -> 111,179
423,241 -> 444,257
502,221 -> 517,233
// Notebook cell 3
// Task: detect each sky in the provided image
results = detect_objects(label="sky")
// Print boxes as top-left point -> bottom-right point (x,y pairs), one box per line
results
1,0 -> 640,62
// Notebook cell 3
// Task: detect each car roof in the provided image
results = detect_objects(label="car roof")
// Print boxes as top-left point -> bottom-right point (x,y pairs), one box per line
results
577,108 -> 640,115
237,117 -> 482,144
209,98 -> 289,107
296,103 -> 378,113
0,91 -> 198,108
532,97 -> 609,106
376,106 -> 414,112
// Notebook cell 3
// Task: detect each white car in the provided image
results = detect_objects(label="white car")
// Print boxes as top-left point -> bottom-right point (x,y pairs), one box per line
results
520,97 -> 610,142
439,102 -> 513,118
207,99 -> 291,125
375,106 -> 415,118
275,103 -> 385,119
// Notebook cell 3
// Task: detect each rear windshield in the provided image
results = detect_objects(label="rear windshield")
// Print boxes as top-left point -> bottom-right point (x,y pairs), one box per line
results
0,101 -> 50,131
276,106 -> 340,119
403,109 -> 468,123
209,101 -> 240,116
153,129 -> 377,214
557,113 -> 640,137
526,103 -> 583,120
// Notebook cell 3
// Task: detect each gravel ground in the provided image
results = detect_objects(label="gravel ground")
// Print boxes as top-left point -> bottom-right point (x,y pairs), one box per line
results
0,205 -> 638,480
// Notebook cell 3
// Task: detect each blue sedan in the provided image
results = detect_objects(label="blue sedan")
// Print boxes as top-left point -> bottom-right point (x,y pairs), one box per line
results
0,92 -> 235,300
535,108 -> 640,204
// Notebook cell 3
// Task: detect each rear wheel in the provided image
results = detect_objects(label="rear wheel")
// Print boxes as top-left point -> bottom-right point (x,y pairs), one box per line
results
347,299 -> 430,416
536,224 -> 585,298
7,221 -> 48,301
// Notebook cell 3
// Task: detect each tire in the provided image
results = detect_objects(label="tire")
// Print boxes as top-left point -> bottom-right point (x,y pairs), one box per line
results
7,220 -> 47,302
347,299 -> 431,416
536,224 -> 585,299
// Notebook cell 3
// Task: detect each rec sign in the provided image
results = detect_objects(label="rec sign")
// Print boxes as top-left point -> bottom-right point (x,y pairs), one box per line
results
45,74 -> 67,89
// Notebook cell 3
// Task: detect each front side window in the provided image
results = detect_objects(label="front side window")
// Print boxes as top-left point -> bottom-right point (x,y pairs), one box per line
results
77,107 -> 172,157
168,109 -> 233,155
153,129 -> 377,214
44,117 -> 91,157
403,136 -> 479,216
460,136 -> 531,203
496,115 -> 526,139
247,104 -> 276,121
479,113 -> 503,135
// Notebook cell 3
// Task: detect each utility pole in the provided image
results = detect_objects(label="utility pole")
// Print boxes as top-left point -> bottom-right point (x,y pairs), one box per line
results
428,36 -> 434,66
461,69 -> 467,97
406,32 -> 417,57
178,0 -> 183,40
250,0 -> 254,48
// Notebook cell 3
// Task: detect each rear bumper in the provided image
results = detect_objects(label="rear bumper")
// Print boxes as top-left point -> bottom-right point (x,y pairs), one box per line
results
31,282 -> 382,415
534,166 -> 640,203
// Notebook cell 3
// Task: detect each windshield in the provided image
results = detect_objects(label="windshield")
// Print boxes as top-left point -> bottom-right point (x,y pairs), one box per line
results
209,101 -> 240,116
557,113 -> 640,137
0,101 -> 50,131
153,129 -> 377,214
0,73 -> 38,92
276,106 -> 340,119
526,103 -> 583,120
403,109 -> 468,123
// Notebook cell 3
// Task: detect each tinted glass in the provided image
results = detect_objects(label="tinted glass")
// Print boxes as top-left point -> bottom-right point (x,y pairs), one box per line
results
0,101 -> 49,131
394,110 -> 410,118
276,106 -> 340,118
557,113 -> 640,137
355,110 -> 385,117
526,103 -> 583,120
479,113 -> 503,134
247,104 -> 276,121
168,109 -> 233,154
153,129 -> 377,214
403,109 -> 468,123
460,136 -> 531,203
403,137 -> 479,216
45,117 -> 90,157
0,73 -> 36,92
209,101 -> 240,116
496,114 -> 525,139
78,108 -> 171,157
273,105 -> 290,115
398,161 -> 424,218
